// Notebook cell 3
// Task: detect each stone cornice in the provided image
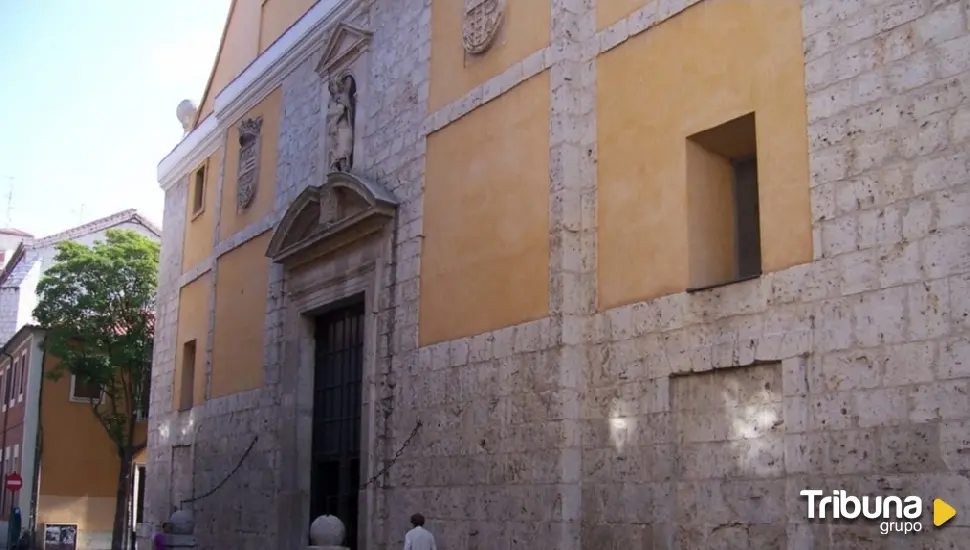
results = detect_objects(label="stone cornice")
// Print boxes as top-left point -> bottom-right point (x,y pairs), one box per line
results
157,0 -> 366,191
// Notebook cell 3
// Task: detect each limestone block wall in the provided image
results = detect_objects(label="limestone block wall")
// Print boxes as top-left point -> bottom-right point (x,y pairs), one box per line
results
145,0 -> 970,549
146,0 -> 429,547
378,0 -> 970,549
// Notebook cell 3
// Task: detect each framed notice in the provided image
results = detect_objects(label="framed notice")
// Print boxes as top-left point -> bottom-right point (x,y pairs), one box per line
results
43,524 -> 78,550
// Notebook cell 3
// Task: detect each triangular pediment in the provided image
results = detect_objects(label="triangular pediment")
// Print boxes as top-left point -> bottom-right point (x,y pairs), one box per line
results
316,23 -> 373,77
267,172 -> 398,264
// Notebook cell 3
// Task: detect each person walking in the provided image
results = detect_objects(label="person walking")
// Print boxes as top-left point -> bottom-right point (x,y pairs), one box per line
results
403,513 -> 437,550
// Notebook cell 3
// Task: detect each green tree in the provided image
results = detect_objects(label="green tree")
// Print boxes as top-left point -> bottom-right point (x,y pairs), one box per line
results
33,229 -> 159,550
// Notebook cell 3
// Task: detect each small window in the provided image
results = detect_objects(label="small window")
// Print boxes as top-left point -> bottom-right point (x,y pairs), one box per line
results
135,465 -> 147,523
686,113 -> 763,291
192,165 -> 206,216
9,361 -> 17,406
70,374 -> 103,402
2,366 -> 9,407
18,352 -> 26,399
135,374 -> 150,420
178,340 -> 196,411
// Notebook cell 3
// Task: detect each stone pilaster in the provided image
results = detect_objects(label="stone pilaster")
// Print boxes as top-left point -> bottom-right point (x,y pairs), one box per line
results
548,0 -> 598,549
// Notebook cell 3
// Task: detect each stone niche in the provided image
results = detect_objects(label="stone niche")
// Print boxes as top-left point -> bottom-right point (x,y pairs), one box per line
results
316,23 -> 373,174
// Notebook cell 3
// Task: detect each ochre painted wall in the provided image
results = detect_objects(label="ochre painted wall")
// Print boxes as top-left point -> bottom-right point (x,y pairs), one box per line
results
421,72 -> 551,346
596,0 -> 812,310
38,495 -> 115,533
39,354 -> 148,501
429,0 -> 550,112
220,87 -> 282,240
174,274 -> 211,410
181,152 -> 220,272
198,0 -> 262,122
211,232 -> 271,398
198,0 -> 316,123
259,0 -> 318,52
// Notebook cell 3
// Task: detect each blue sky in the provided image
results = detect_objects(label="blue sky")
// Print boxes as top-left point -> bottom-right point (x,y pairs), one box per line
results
0,0 -> 231,237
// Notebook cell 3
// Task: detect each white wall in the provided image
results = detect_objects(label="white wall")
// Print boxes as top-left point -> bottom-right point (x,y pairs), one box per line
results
1,222 -> 160,342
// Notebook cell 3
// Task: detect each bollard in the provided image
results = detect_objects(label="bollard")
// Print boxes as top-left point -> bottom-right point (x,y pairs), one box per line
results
157,510 -> 197,549
308,515 -> 348,550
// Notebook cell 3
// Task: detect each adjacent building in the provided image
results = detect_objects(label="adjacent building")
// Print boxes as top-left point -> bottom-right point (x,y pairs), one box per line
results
0,325 -> 150,550
0,229 -> 33,272
0,211 -> 160,549
148,0 -> 970,549
0,209 -> 162,345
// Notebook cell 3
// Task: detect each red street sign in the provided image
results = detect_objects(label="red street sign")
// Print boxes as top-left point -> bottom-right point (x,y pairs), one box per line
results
5,472 -> 22,492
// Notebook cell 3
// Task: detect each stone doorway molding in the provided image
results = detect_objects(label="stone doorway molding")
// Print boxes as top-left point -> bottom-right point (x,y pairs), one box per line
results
266,170 -> 398,549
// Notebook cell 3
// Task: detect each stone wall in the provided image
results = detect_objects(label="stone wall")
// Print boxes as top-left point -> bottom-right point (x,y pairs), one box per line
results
381,0 -> 970,548
146,0 -> 970,548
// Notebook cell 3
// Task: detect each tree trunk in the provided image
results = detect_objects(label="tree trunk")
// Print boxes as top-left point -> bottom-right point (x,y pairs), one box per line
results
111,453 -> 132,550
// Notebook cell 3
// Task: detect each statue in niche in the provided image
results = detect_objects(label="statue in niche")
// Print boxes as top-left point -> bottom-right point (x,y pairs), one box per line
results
327,74 -> 357,173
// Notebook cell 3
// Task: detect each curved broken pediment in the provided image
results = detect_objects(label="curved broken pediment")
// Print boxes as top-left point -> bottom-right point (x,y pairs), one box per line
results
266,171 -> 398,264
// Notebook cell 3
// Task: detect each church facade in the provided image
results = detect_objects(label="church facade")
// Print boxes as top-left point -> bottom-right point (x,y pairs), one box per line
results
147,0 -> 970,548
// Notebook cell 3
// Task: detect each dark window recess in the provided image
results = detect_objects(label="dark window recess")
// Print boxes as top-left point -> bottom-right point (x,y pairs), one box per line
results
310,301 -> 364,550
73,376 -> 102,400
19,355 -> 26,394
138,374 -> 151,418
135,466 -> 147,524
9,362 -> 16,402
179,340 -> 196,411
192,167 -> 206,213
733,155 -> 762,279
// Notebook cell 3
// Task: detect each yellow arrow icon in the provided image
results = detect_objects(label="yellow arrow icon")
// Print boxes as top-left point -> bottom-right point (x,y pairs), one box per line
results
934,499 -> 956,527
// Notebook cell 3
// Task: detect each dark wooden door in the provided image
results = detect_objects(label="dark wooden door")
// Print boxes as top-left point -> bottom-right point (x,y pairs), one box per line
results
309,301 -> 364,549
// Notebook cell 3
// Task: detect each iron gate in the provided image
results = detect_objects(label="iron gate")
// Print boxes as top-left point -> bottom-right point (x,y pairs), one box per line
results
310,301 -> 364,549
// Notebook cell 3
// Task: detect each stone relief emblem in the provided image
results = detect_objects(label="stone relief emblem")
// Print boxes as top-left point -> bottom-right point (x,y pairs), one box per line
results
236,117 -> 263,210
462,0 -> 505,54
319,188 -> 340,227
327,74 -> 357,173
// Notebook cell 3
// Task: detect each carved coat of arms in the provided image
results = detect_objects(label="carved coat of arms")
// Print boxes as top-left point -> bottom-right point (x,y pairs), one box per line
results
237,117 -> 262,211
462,0 -> 505,54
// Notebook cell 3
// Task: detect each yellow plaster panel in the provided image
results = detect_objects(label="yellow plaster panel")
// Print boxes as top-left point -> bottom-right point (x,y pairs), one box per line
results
259,0 -> 318,52
38,495 -> 116,532
429,0 -> 550,112
198,0 -> 262,122
181,151 -> 220,272
597,0 -> 812,310
421,72 -> 550,346
174,274 -> 211,410
40,357 -> 123,498
220,87 -> 282,240
211,232 -> 271,398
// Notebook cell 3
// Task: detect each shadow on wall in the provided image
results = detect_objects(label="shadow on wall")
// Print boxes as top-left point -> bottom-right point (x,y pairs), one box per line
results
596,363 -> 788,547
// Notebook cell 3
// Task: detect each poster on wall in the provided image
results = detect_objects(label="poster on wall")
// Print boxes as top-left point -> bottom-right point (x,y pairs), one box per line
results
43,524 -> 78,550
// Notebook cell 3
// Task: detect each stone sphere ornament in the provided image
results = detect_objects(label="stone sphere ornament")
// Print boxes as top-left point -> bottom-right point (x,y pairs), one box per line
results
310,515 -> 345,546
176,99 -> 198,132
168,509 -> 195,535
